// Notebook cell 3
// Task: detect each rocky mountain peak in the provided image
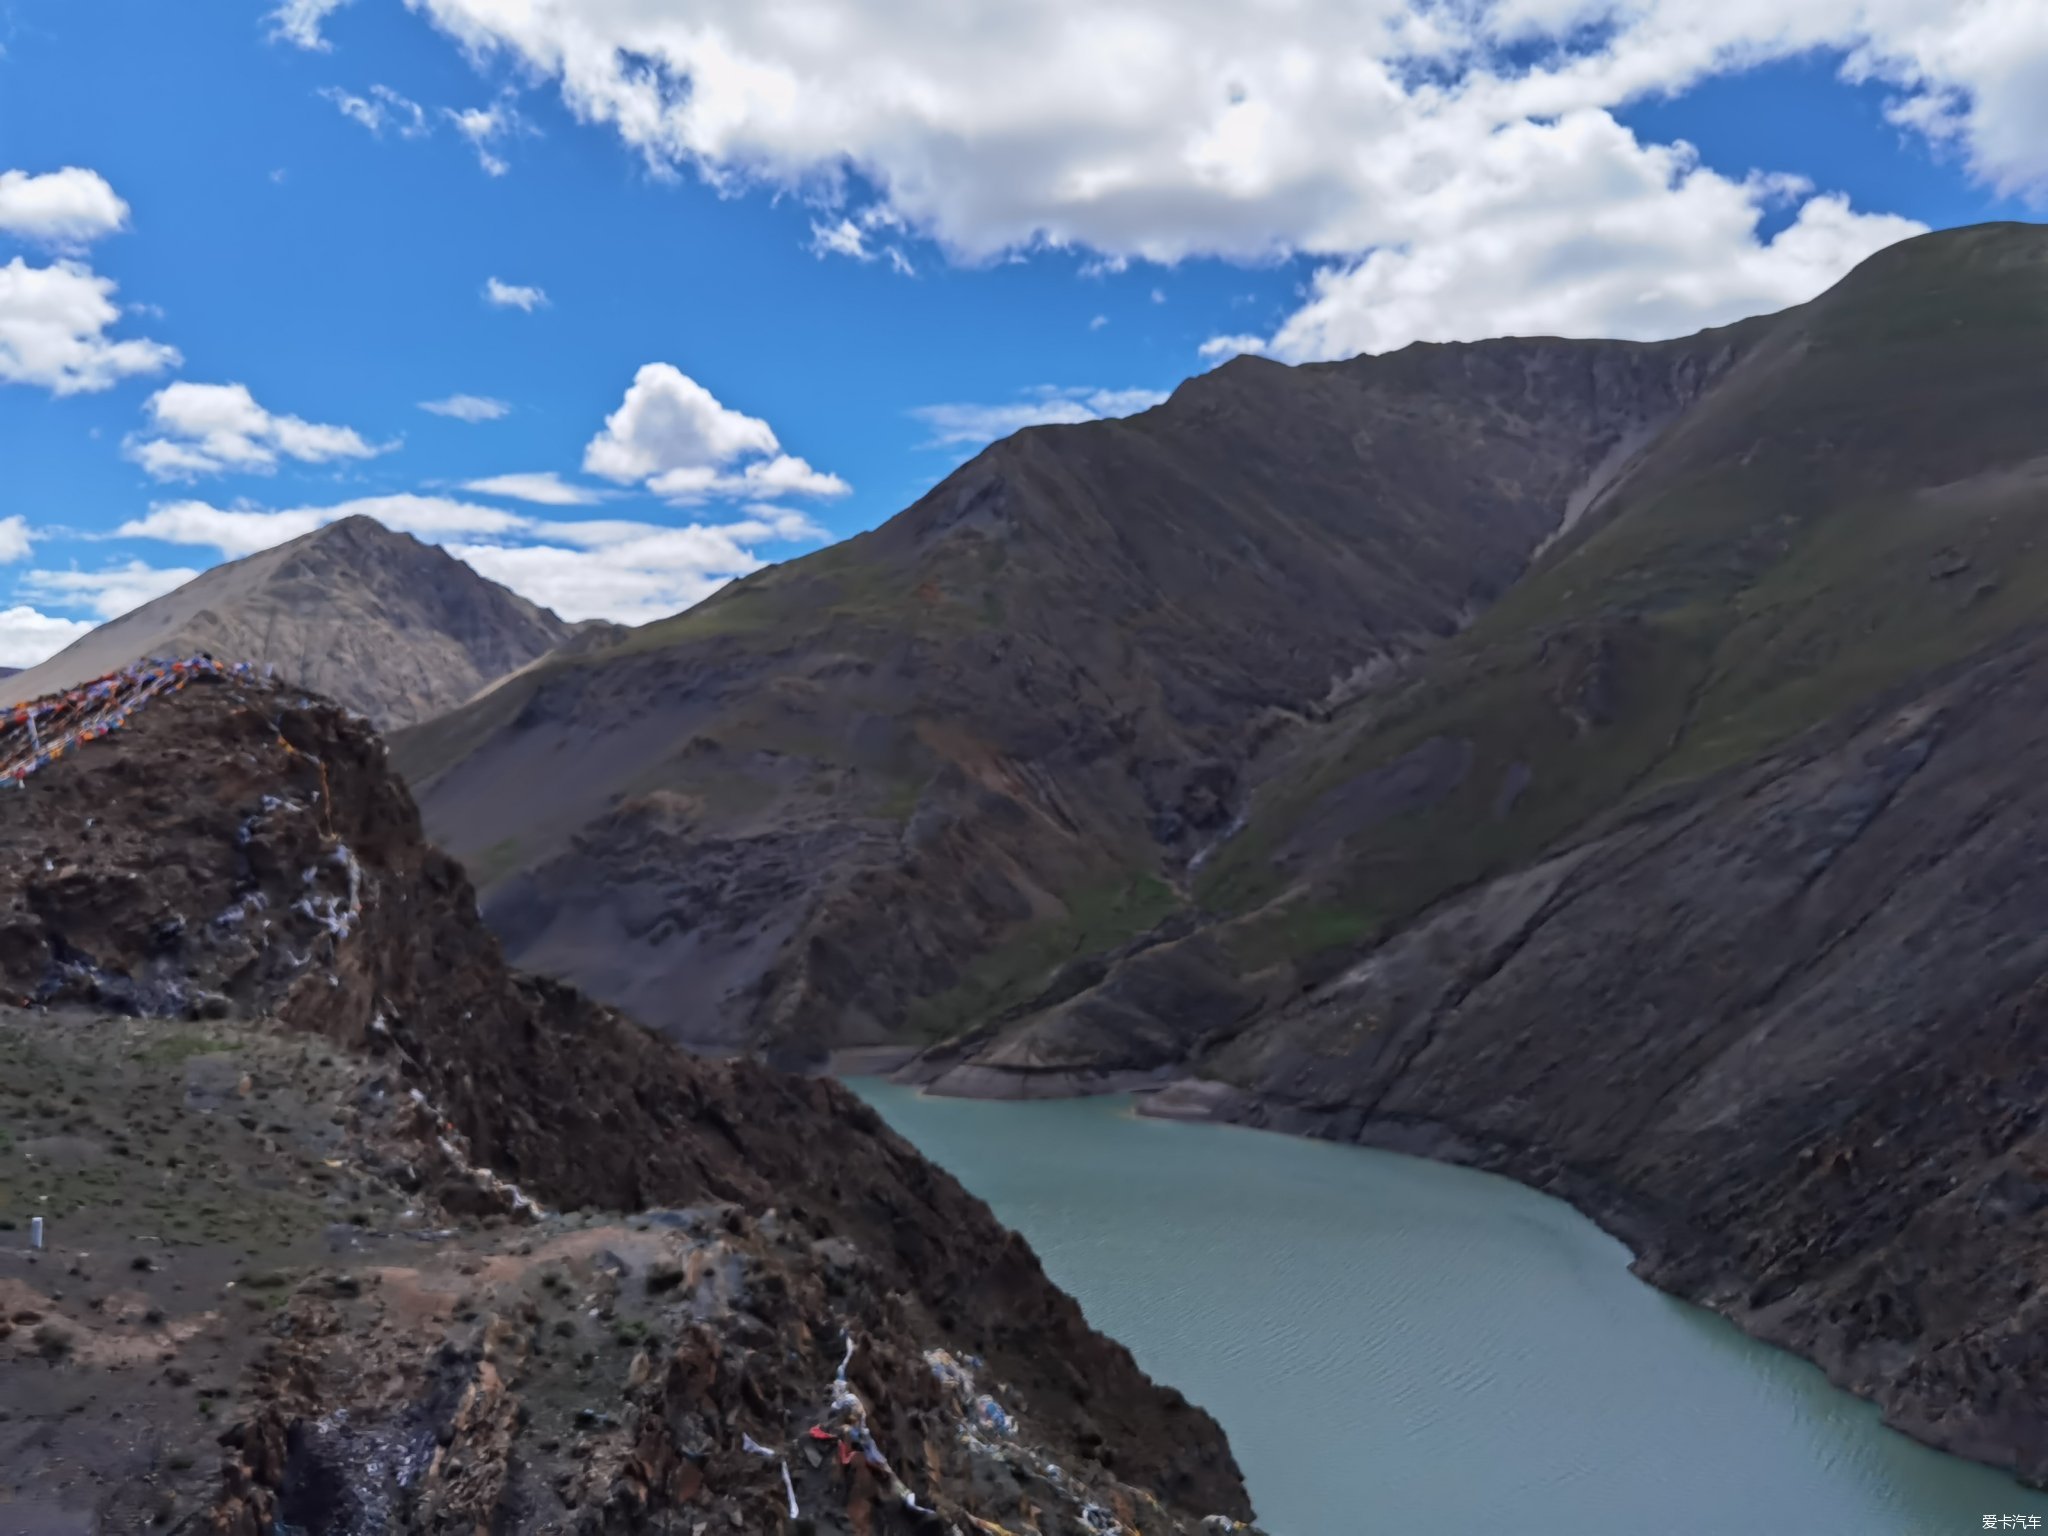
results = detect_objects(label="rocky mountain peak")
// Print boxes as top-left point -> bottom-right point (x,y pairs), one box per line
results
3,517 -> 573,730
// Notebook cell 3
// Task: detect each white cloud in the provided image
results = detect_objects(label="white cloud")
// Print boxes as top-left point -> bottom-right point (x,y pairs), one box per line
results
484,276 -> 547,310
445,96 -> 529,176
807,205 -> 916,273
118,494 -> 529,558
912,385 -> 1170,447
462,471 -> 604,505
1239,129 -> 1929,361
0,516 -> 33,563
403,0 -> 2031,358
1197,334 -> 1268,363
0,606 -> 95,669
0,168 -> 129,247
732,503 -> 830,542
421,392 -> 511,422
267,0 -> 350,51
448,510 -> 831,624
809,218 -> 868,260
118,503 -> 325,556
22,560 -> 200,620
581,364 -> 847,505
0,258 -> 180,396
125,382 -> 387,481
1151,288 -> 1167,303
321,84 -> 430,139
646,453 -> 852,504
585,365 -> 777,482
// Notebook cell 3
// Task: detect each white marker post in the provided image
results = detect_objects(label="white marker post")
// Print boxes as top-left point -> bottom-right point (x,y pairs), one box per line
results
29,1216 -> 44,1250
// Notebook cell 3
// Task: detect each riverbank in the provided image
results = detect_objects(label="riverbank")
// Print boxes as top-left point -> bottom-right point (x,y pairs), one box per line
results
852,1081 -> 2048,1536
1128,1072 -> 2048,1493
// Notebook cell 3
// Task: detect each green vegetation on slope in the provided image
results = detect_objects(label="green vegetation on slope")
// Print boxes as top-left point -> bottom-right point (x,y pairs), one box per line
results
1201,222 -> 2048,969
909,873 -> 1184,1041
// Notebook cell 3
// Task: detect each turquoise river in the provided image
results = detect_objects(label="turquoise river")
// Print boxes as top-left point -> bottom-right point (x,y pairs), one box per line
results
852,1083 -> 2048,1536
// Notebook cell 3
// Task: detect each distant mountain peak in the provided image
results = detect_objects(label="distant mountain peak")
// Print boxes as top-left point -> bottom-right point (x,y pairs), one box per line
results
4,517 -> 573,729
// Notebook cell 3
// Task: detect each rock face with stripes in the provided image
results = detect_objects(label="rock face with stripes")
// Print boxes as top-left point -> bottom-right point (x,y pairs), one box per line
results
0,671 -> 1258,1535
1,516 -> 575,730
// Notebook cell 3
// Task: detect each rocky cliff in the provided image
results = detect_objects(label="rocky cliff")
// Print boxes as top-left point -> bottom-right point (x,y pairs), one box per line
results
4,518 -> 574,730
0,671 -> 1256,1534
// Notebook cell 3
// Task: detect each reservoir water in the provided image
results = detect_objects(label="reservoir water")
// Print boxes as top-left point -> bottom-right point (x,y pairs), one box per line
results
852,1082 -> 2048,1536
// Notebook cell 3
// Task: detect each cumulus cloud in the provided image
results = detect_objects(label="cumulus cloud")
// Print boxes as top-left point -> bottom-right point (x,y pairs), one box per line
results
321,84 -> 430,138
21,560 -> 201,620
0,606 -> 94,669
0,258 -> 180,395
1196,334 -> 1266,362
582,363 -> 850,505
645,454 -> 851,504
0,168 -> 129,247
0,516 -> 33,563
125,382 -> 387,481
420,392 -> 511,422
484,276 -> 546,310
448,527 -> 761,623
911,385 -> 1170,447
1235,130 -> 1929,361
449,506 -> 832,623
461,471 -> 604,505
401,0 -> 2036,357
267,0 -> 350,51
584,366 -> 776,482
117,494 -> 528,558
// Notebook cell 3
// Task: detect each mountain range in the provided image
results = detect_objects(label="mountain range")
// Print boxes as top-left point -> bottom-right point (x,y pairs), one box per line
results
391,220 -> 2048,1480
15,219 -> 2048,1484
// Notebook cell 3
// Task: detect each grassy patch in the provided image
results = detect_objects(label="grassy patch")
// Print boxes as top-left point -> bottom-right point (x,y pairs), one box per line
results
873,774 -> 928,824
1195,229 -> 2048,967
1200,613 -> 1707,928
132,1032 -> 227,1070
907,873 -> 1183,1041
465,837 -> 527,889
1223,902 -> 1380,974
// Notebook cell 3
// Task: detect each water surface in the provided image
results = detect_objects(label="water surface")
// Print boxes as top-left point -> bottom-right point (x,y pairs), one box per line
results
853,1083 -> 2048,1536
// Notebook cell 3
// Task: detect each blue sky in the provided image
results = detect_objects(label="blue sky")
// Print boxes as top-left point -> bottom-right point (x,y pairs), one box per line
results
0,0 -> 2040,664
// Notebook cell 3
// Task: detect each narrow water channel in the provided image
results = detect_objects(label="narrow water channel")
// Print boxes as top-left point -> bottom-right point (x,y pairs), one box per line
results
852,1083 -> 2048,1536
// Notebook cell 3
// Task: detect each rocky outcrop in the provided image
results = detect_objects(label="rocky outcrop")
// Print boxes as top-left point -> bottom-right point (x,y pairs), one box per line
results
0,673 -> 1255,1533
3,517 -> 574,729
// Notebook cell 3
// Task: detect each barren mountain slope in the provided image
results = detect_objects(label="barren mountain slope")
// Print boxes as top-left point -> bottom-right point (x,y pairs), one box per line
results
395,326 -> 1754,1056
4,517 -> 573,729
